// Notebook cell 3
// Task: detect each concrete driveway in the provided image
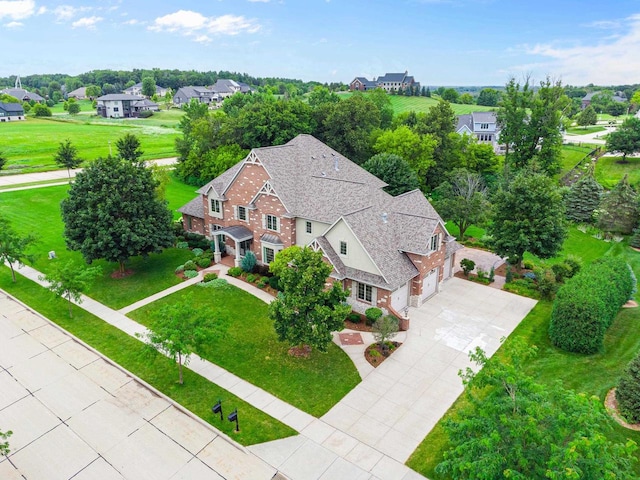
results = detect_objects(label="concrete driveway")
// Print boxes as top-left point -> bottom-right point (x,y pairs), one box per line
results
320,277 -> 537,464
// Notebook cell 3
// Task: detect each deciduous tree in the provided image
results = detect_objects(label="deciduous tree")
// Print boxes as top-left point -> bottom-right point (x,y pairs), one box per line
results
115,133 -> 144,163
0,215 -> 37,283
53,139 -> 82,180
142,76 -> 156,97
436,341 -> 637,479
61,156 -> 174,275
373,126 -> 436,182
362,153 -> 420,196
137,296 -> 220,384
489,170 -> 567,266
433,169 -> 490,241
39,260 -> 102,317
606,117 -> 640,163
476,88 -> 500,106
576,105 -> 597,128
269,247 -> 350,353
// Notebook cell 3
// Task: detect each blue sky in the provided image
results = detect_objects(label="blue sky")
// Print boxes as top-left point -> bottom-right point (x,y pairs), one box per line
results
2,0 -> 640,86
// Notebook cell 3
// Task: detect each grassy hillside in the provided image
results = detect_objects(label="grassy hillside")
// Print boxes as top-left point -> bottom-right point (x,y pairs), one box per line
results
1,114 -> 180,173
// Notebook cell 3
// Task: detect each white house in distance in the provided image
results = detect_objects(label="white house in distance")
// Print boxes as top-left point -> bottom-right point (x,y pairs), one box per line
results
96,94 -> 158,118
456,111 -> 503,153
0,102 -> 25,121
179,134 -> 461,318
123,82 -> 169,98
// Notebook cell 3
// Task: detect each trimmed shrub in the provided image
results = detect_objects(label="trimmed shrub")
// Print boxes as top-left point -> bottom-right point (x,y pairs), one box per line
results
505,266 -> 513,283
176,241 -> 189,249
268,275 -> 281,291
183,260 -> 197,271
203,272 -> 218,282
536,267 -> 558,300
631,229 -> 640,249
246,273 -> 257,283
563,255 -> 582,278
227,266 -> 242,277
192,248 -> 204,257
138,109 -> 153,118
254,264 -> 271,277
195,256 -> 211,268
175,264 -> 185,274
183,270 -> 198,279
488,266 -> 495,283
549,256 -> 634,353
257,277 -> 268,288
617,353 -> 640,423
184,232 -> 209,250
241,251 -> 257,273
522,260 -> 536,270
503,278 -> 540,299
551,262 -> 572,283
460,258 -> 475,276
197,278 -> 229,288
347,313 -> 362,324
365,307 -> 383,326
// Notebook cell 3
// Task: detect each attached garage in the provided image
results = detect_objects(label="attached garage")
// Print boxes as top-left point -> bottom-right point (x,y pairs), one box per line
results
422,268 -> 439,301
391,282 -> 409,312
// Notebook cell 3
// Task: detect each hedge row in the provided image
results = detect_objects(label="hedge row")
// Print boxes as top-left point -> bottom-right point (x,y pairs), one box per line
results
549,257 -> 634,354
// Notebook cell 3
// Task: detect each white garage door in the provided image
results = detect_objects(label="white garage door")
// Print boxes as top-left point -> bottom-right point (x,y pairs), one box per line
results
391,282 -> 409,311
422,268 -> 439,300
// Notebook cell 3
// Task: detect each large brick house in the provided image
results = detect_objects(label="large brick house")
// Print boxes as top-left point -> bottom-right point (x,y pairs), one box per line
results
179,135 -> 460,315
349,71 -> 420,93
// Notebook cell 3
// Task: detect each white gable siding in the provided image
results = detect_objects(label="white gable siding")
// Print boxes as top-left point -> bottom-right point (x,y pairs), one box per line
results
295,218 -> 330,246
325,220 -> 382,276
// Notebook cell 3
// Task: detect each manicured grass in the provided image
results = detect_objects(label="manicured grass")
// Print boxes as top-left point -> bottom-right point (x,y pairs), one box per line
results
0,267 -> 295,445
0,179 -> 196,309
407,235 -> 640,478
566,125 -> 606,135
49,99 -> 94,114
336,92 -> 495,115
129,284 -> 361,417
0,179 -> 69,190
595,156 -> 640,189
166,173 -> 199,220
2,116 -> 179,173
443,222 -> 487,241
559,144 -> 594,176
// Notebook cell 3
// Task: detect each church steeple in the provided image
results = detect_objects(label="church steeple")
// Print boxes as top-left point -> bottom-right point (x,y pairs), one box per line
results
15,75 -> 22,89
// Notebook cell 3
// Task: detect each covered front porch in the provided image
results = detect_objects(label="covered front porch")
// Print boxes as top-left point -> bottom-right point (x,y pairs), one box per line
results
211,225 -> 253,267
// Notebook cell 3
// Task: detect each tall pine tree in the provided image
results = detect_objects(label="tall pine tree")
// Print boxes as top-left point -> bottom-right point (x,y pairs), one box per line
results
565,170 -> 603,223
596,175 -> 639,234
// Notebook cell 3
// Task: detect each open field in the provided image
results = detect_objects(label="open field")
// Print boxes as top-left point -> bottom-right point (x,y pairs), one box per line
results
337,92 -> 495,115
129,284 -> 361,417
558,144 -> 594,176
566,125 -> 606,135
1,114 -> 180,173
596,156 -> 640,189
407,231 -> 640,478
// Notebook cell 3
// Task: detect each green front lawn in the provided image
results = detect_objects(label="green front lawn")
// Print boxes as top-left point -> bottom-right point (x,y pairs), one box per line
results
596,156 -> 640,189
129,284 -> 361,417
336,92 -> 495,115
566,125 -> 606,135
0,267 -> 295,445
559,144 -> 595,176
0,180 -> 196,309
407,235 -> 640,478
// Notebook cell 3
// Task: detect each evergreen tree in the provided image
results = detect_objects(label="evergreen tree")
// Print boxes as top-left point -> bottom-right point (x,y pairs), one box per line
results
115,133 -> 144,163
425,86 -> 431,97
564,171 -> 603,223
596,175 -> 639,234
576,105 -> 597,128
617,351 -> 640,423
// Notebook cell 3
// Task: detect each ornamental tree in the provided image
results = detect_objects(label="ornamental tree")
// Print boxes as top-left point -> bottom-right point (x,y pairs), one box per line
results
0,215 -> 37,283
39,260 -> 102,317
576,105 -> 597,128
54,139 -> 82,181
269,246 -> 351,353
61,155 -> 174,275
488,170 -> 567,267
436,341 -> 638,479
618,351 -> 640,423
137,296 -> 219,384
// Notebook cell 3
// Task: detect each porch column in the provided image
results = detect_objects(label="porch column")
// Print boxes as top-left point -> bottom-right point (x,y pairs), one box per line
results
234,240 -> 241,267
213,234 -> 221,264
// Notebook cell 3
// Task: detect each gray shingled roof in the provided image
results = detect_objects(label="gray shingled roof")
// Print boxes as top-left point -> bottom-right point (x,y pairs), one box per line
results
377,72 -> 407,83
97,94 -> 144,101
471,111 -> 497,123
456,114 -> 472,132
177,197 -> 204,219
0,102 -> 24,114
0,88 -> 44,102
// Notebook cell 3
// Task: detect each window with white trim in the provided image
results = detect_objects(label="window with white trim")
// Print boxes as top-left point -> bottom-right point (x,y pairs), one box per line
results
210,199 -> 221,214
263,246 -> 275,264
430,233 -> 440,252
236,206 -> 247,221
357,283 -> 373,303
340,241 -> 347,256
266,214 -> 279,232
306,221 -> 312,234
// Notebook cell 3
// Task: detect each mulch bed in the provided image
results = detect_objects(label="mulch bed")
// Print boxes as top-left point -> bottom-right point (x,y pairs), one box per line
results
605,388 -> 640,431
365,341 -> 401,367
288,345 -> 312,358
110,269 -> 134,279
344,319 -> 372,332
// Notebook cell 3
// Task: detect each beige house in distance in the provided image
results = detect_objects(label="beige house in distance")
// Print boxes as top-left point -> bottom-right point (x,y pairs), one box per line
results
179,135 -> 460,317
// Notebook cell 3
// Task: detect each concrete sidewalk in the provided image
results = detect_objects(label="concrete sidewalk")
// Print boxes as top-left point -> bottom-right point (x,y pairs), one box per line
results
0,157 -> 178,189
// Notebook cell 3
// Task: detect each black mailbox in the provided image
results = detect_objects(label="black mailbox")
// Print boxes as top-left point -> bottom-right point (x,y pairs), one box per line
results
228,409 -> 239,432
211,400 -> 222,421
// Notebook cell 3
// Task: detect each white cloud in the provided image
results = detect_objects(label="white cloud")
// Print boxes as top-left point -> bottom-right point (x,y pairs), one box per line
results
72,15 -> 103,29
122,18 -> 139,25
0,0 -> 35,20
37,5 -> 46,14
149,10 -> 260,39
194,34 -> 212,43
4,20 -> 23,27
517,14 -> 640,85
54,5 -> 78,20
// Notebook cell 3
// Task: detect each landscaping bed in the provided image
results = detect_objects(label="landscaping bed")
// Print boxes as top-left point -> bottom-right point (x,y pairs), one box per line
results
365,341 -> 402,367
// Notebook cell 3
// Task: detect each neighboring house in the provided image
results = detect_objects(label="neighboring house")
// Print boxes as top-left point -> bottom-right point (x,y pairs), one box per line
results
349,71 -> 420,93
179,134 -> 461,316
349,77 -> 377,91
210,79 -> 241,98
456,111 -> 503,153
123,82 -> 169,98
67,87 -> 87,100
0,87 -> 44,103
96,94 -> 156,118
581,91 -> 627,109
172,86 -> 218,106
0,102 -> 25,121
